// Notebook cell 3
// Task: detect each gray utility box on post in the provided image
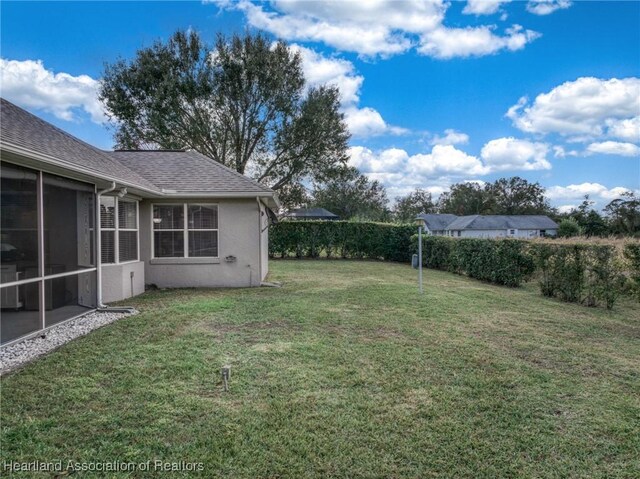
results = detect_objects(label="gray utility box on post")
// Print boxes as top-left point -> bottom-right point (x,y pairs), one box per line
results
412,254 -> 419,269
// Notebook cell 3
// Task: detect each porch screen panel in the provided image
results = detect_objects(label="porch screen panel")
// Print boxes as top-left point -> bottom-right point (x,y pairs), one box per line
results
43,174 -> 97,328
0,163 -> 39,283
1,163 -> 41,344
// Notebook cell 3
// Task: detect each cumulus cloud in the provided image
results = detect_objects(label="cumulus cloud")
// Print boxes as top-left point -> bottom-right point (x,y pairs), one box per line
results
0,58 -> 106,123
480,137 -> 552,171
547,183 -> 636,202
463,0 -> 511,15
586,141 -> 640,157
507,77 -> 640,141
214,0 -> 540,59
526,0 -> 572,16
430,129 -> 470,146
418,24 -> 539,59
290,44 -> 407,137
605,117 -> 640,143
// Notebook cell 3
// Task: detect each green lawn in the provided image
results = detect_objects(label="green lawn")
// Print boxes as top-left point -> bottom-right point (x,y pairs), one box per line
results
1,261 -> 639,478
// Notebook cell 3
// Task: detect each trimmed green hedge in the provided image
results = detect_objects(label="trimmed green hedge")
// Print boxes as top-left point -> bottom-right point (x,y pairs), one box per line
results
533,243 -> 626,309
623,243 -> 640,301
269,221 -> 415,262
269,221 -> 634,308
415,236 -> 535,287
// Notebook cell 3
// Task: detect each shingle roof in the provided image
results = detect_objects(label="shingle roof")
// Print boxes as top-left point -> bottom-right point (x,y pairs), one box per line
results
417,213 -> 458,231
0,98 -> 158,192
109,150 -> 272,194
446,215 -> 558,230
1,98 -> 275,199
285,207 -> 339,218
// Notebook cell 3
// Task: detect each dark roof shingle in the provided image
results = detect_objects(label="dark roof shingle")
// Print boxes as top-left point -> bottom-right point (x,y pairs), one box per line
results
446,215 -> 558,230
109,150 -> 272,194
0,98 -> 158,192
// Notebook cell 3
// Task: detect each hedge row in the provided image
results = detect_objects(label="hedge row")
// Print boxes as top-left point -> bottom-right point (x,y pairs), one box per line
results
623,243 -> 640,301
414,236 -> 535,287
415,236 -> 634,308
269,221 -> 638,308
533,244 -> 627,309
269,221 -> 414,262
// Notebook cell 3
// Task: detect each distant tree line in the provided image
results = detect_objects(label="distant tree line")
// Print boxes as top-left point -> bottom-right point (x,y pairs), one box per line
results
309,175 -> 640,237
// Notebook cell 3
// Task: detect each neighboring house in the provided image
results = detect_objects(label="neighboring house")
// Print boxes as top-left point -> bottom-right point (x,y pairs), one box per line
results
416,213 -> 558,238
0,98 -> 278,346
284,207 -> 339,221
417,214 -> 459,235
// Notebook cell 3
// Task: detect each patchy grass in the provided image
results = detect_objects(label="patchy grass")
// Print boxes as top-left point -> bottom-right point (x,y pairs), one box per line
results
1,260 -> 639,478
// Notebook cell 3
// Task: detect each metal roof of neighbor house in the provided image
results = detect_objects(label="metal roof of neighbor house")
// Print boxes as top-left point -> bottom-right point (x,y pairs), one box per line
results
285,207 -> 339,218
416,213 -> 459,231
1,98 -> 276,202
0,98 -> 159,192
109,150 -> 272,195
446,215 -> 558,230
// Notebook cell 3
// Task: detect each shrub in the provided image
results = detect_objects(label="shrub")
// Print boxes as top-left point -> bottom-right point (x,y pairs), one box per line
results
558,218 -> 582,238
416,236 -> 535,287
623,243 -> 640,301
269,221 -> 415,262
531,243 -> 626,309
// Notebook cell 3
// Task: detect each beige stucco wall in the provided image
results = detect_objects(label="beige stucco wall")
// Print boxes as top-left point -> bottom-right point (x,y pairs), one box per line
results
259,201 -> 269,281
102,261 -> 145,303
454,228 -> 557,238
139,198 -> 265,288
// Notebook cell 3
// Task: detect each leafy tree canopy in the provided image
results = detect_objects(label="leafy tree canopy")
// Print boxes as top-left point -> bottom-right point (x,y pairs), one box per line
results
393,188 -> 436,223
437,177 -> 551,216
311,167 -> 390,222
100,30 -> 350,209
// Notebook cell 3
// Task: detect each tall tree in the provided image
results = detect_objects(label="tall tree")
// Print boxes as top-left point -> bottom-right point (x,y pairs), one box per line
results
488,177 -> 551,215
437,182 -> 494,215
100,30 -> 350,207
393,188 -> 436,223
312,167 -> 390,221
604,192 -> 640,235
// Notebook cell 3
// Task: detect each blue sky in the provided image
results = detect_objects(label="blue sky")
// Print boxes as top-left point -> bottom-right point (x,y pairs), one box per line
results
1,1 -> 639,211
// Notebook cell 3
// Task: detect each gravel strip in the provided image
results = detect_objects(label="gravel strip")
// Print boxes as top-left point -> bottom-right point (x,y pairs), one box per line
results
0,309 -> 138,376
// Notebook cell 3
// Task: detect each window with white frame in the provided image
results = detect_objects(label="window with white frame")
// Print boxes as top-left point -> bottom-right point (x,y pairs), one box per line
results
100,197 -> 139,264
153,204 -> 218,258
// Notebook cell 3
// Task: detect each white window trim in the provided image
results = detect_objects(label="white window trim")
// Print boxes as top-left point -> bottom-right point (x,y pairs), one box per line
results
151,203 -> 219,259
101,197 -> 139,265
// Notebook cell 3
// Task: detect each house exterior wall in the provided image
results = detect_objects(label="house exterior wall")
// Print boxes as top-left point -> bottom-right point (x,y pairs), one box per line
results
101,261 -> 145,303
139,198 -> 264,288
450,228 -> 557,238
259,201 -> 269,281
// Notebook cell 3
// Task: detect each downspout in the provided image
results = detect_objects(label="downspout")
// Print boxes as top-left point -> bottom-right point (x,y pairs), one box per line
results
96,183 -> 136,313
96,182 -> 116,309
256,197 -> 262,286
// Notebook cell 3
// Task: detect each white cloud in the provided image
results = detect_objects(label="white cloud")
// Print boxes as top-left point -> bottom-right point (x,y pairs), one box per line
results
606,117 -> 640,143
586,141 -> 640,157
557,204 -> 576,214
480,137 -> 552,171
526,0 -> 572,16
418,24 -> 540,59
290,44 -> 406,138
507,77 -> 640,141
216,0 -> 540,59
408,144 -> 489,176
430,129 -> 469,146
547,183 -> 636,202
0,58 -> 106,123
463,0 -> 511,16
